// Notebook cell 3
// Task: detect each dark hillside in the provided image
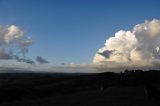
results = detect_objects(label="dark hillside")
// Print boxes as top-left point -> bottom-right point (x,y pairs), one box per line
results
0,70 -> 160,105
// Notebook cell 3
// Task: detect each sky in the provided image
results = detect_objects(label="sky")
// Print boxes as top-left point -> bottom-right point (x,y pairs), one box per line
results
0,0 -> 160,66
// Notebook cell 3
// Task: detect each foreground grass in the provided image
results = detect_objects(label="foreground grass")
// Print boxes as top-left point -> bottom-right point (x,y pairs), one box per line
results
0,86 -> 160,106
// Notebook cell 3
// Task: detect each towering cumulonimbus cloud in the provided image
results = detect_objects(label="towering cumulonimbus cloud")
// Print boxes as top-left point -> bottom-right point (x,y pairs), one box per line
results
93,19 -> 160,68
0,25 -> 33,59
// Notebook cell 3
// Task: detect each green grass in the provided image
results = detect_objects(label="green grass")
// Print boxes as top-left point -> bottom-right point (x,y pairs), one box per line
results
1,86 -> 160,106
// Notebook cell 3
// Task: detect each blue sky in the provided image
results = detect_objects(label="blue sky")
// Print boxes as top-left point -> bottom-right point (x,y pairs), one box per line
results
0,0 -> 160,64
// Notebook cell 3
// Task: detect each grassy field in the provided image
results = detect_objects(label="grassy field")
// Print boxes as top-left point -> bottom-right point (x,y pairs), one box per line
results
1,86 -> 160,106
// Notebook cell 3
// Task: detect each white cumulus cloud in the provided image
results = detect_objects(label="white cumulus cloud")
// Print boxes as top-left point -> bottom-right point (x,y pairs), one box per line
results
93,19 -> 160,68
0,24 -> 33,59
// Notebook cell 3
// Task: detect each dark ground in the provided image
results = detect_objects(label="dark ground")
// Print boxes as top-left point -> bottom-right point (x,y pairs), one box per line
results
0,70 -> 160,106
